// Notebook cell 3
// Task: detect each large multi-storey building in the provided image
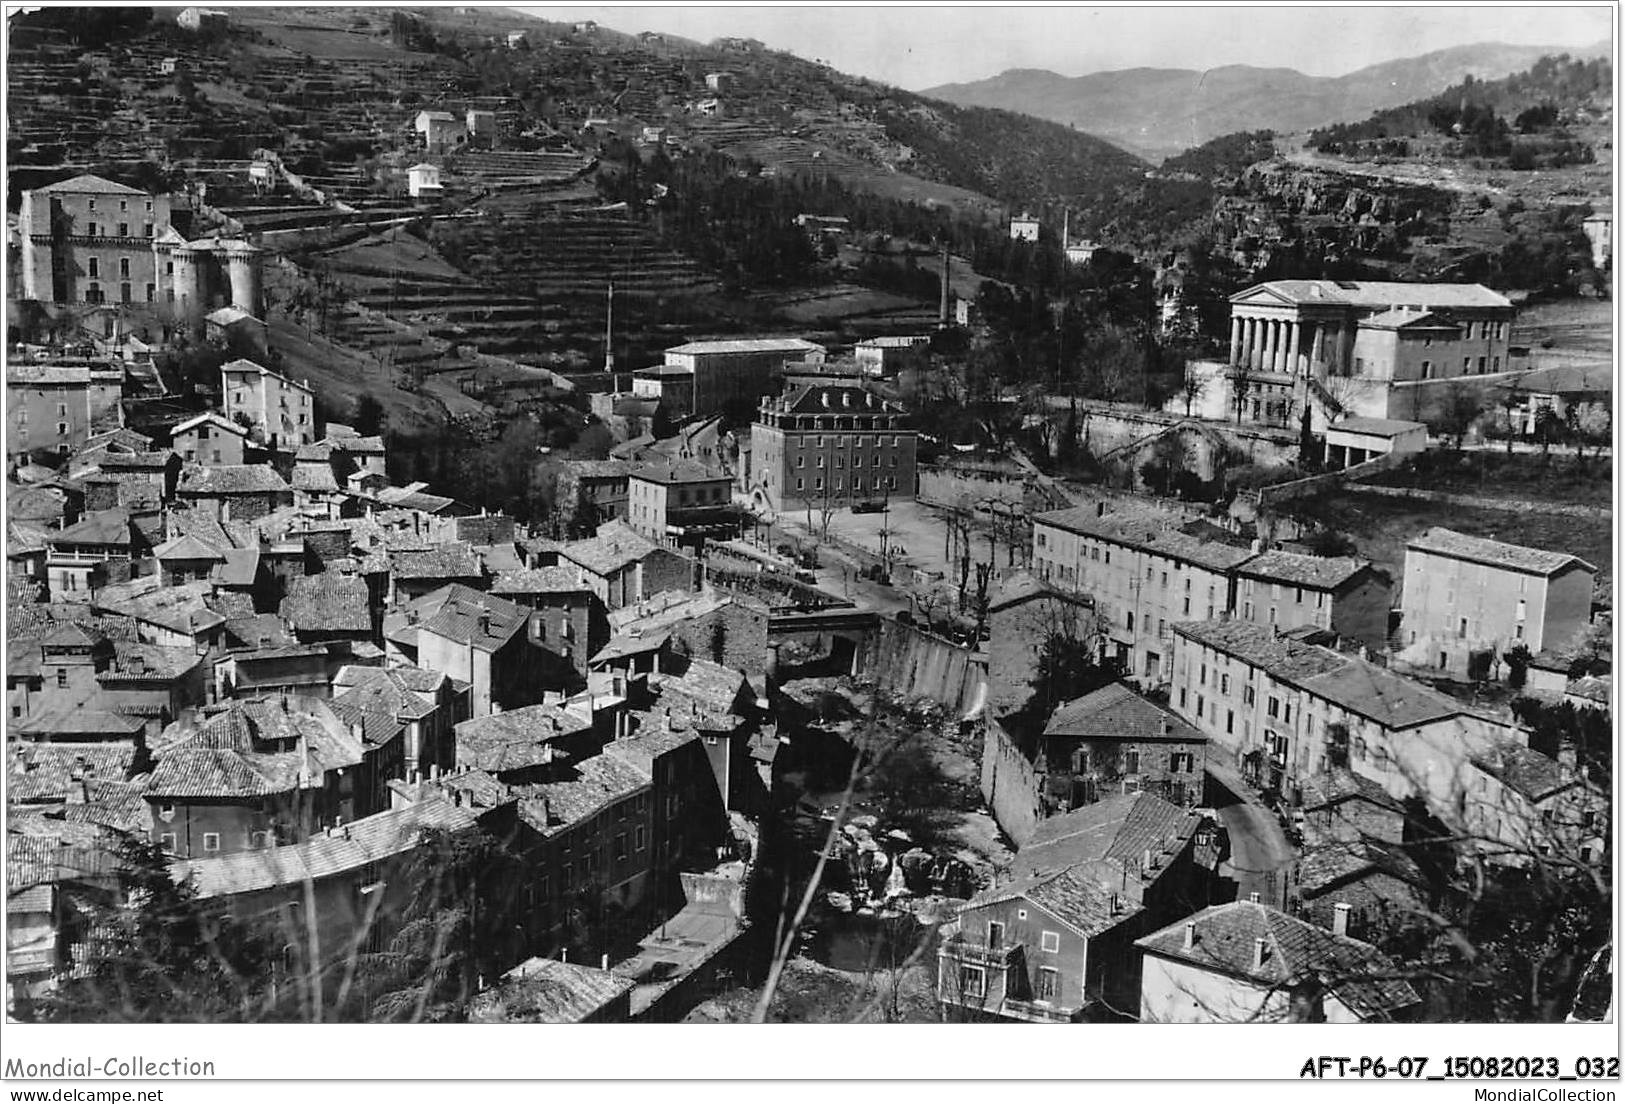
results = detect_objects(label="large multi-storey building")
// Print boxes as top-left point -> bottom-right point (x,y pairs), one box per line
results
7,364 -> 124,461
1398,527 -> 1596,677
661,338 -> 825,417
1169,619 -> 1521,808
1199,280 -> 1517,427
749,378 -> 916,512
219,358 -> 317,448
17,175 -> 263,334
626,461 -> 737,550
18,175 -> 172,305
1031,501 -> 1253,683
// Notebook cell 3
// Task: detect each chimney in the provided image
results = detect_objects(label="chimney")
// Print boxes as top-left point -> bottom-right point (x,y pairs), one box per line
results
1109,892 -> 1120,915
477,612 -> 492,638
1332,901 -> 1351,937
350,721 -> 362,742
1253,937 -> 1268,971
1182,921 -> 1195,950
600,953 -> 610,970
1160,718 -> 1171,736
938,246 -> 950,329
1249,891 -> 1260,904
342,825 -> 352,841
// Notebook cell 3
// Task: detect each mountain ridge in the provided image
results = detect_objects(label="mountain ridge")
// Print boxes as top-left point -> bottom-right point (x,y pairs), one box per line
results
924,40 -> 1613,162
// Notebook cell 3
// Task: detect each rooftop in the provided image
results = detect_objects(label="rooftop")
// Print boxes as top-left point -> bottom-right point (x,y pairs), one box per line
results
455,704 -> 593,774
1407,527 -> 1595,577
280,571 -> 372,634
175,797 -> 477,898
178,464 -> 289,496
1239,550 -> 1372,590
666,338 -> 824,356
1328,417 -> 1429,438
559,521 -> 659,577
490,566 -> 590,596
1234,280 -> 1512,311
1015,791 -> 1201,880
1469,743 -> 1575,803
468,957 -> 634,1023
146,697 -> 364,800
405,584 -> 528,651
389,542 -> 483,581
630,460 -> 728,486
1134,901 -> 1420,1021
1044,682 -> 1203,743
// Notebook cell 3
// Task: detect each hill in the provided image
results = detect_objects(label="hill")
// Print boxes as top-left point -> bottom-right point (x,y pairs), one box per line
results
923,41 -> 1612,162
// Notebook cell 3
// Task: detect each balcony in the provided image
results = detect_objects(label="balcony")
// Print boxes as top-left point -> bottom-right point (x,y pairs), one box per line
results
1001,997 -> 1076,1023
941,936 -> 1022,967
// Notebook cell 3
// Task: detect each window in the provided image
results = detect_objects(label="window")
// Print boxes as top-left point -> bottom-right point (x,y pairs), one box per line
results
88,258 -> 100,278
118,225 -> 129,241
1220,674 -> 1230,694
87,222 -> 99,237
202,833 -> 221,852
1244,685 -> 1255,706
1178,687 -> 1187,708
57,669 -> 68,688
160,832 -> 177,852
1040,930 -> 1060,953
958,965 -> 986,999
144,222 -> 153,238
1420,360 -> 1431,380
795,478 -> 804,491
1267,696 -> 1280,719
1463,357 -> 1472,374
1126,611 -> 1134,633
1124,749 -> 1139,774
987,920 -> 1005,949
1199,663 -> 1207,686
1182,596 -> 1191,615
1160,571 -> 1168,588
1478,356 -> 1487,373
1035,967 -> 1059,1002
250,831 -> 269,849
146,282 -> 156,302
614,833 -> 627,860
1243,601 -> 1253,619
635,825 -> 647,851
88,199 -> 97,211
1458,618 -> 1468,639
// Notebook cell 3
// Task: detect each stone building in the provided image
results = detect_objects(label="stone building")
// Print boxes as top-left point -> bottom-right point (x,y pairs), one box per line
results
219,359 -> 317,448
626,461 -> 737,550
1397,527 -> 1596,679
1222,280 -> 1516,426
17,175 -> 172,305
7,364 -> 124,461
748,377 -> 916,512
661,337 -> 825,417
1039,682 -> 1208,810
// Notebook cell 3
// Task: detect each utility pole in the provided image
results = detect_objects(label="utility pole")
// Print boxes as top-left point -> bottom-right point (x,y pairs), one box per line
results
604,279 -> 615,374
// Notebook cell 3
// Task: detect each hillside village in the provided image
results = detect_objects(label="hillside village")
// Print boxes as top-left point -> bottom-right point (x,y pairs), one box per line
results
3,7 -> 1614,1028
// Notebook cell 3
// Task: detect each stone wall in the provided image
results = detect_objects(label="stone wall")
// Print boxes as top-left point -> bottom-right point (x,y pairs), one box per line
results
667,597 -> 771,681
980,720 -> 1043,848
868,618 -> 987,717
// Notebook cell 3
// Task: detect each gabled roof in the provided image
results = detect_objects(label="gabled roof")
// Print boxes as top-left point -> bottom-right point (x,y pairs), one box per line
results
404,584 -> 528,651
52,509 -> 132,547
1231,280 -> 1511,311
559,521 -> 659,577
175,797 -> 477,898
1239,550 -> 1372,590
1469,743 -> 1576,803
14,705 -> 147,740
1044,682 -> 1203,743
30,174 -> 148,196
490,566 -> 590,596
153,534 -> 226,562
8,741 -> 140,803
1134,901 -> 1420,1020
455,704 -> 592,774
178,464 -> 289,496
95,578 -> 225,636
280,570 -> 372,634
630,460 -> 728,485
469,957 -> 633,1023
1327,417 -> 1428,438
666,338 -> 823,356
1358,309 -> 1460,331
171,410 -> 251,439
390,542 -> 483,581
212,547 -> 262,587
1407,527 -> 1595,577
146,698 -> 364,800
1015,791 -> 1200,880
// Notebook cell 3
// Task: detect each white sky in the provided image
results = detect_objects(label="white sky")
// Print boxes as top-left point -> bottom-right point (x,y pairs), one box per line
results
512,4 -> 1614,91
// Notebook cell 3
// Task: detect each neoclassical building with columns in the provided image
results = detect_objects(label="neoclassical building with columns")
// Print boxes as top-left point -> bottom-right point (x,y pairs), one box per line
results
1222,280 -> 1517,425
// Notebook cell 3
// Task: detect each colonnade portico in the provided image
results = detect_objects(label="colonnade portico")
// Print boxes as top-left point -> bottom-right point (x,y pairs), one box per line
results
1228,314 -> 1344,377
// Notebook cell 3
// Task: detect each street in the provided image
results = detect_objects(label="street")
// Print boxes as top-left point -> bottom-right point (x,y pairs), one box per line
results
1206,761 -> 1297,909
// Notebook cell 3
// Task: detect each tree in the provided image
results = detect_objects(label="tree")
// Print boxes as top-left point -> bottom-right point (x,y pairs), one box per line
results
1504,643 -> 1533,690
1231,362 -> 1255,423
353,394 -> 386,437
1533,404 -> 1564,456
1297,404 -> 1319,472
29,837 -> 288,1023
1428,384 -> 1482,452
346,826 -> 524,1023
1498,381 -> 1527,455
1572,402 -> 1611,464
1180,361 -> 1208,417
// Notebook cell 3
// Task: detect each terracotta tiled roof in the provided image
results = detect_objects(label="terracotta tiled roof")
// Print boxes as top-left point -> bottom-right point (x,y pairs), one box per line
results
455,704 -> 592,773
1044,682 -> 1202,742
174,797 -> 478,898
280,570 -> 372,634
409,584 -> 527,651
468,957 -> 634,1023
559,522 -> 658,577
8,741 -> 140,803
1016,792 -> 1200,880
178,464 -> 289,496
491,566 -> 588,596
1134,901 -> 1420,1020
1407,527 -> 1595,577
1239,551 -> 1373,590
145,698 -> 364,799
1469,743 -> 1573,802
390,542 -> 483,580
